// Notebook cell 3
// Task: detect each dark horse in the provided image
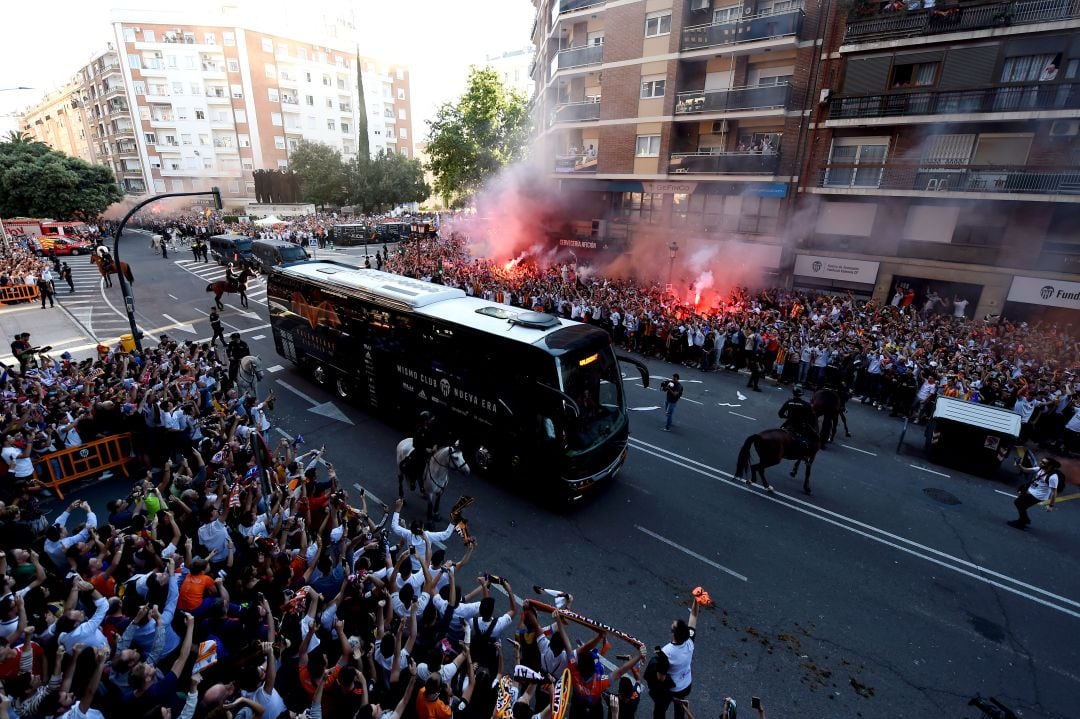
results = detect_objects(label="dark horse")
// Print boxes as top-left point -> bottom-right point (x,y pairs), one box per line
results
812,386 -> 851,446
735,428 -> 821,495
207,267 -> 252,309
89,253 -> 134,289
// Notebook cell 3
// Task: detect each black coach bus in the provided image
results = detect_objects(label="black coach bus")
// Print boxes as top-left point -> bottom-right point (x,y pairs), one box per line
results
266,261 -> 648,499
328,223 -> 372,246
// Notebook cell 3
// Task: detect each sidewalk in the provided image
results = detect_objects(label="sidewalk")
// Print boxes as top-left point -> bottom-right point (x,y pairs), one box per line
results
0,300 -> 99,366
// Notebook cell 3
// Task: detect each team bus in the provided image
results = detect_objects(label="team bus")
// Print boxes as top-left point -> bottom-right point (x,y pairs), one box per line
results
266,261 -> 648,499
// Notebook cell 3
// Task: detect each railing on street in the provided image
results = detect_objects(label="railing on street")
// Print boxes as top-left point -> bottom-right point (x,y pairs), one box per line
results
0,285 -> 41,304
843,0 -> 1080,43
553,44 -> 604,71
675,83 -> 791,114
553,100 -> 601,122
669,151 -> 782,174
818,162 -> 1080,196
681,9 -> 805,51
34,433 -> 133,499
829,82 -> 1080,119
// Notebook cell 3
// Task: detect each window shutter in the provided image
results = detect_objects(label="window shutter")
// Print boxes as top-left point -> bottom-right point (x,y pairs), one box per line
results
842,57 -> 891,94
938,46 -> 998,89
921,134 -> 975,164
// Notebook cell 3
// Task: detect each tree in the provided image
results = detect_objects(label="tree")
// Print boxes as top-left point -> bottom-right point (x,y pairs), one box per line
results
288,140 -> 347,210
424,66 -> 530,207
355,47 -> 369,160
347,150 -> 429,213
0,137 -> 122,220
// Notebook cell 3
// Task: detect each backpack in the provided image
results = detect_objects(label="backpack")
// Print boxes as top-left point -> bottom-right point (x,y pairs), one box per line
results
471,616 -> 500,671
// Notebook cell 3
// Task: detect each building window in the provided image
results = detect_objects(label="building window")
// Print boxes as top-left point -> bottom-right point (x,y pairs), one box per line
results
635,135 -> 661,157
265,64 -> 277,79
322,74 -> 331,86
400,147 -> 408,156
231,84 -> 243,99
890,60 -> 939,89
262,38 -> 273,52
1000,54 -> 1059,83
274,136 -> 285,149
227,59 -> 239,72
224,32 -> 235,46
181,133 -> 192,145
278,43 -> 289,56
337,78 -> 346,90
190,82 -> 201,95
177,107 -> 189,120
128,54 -> 141,69
234,110 -> 247,125
144,132 -> 157,144
824,137 -> 889,188
645,12 -> 672,37
305,95 -> 314,106
341,122 -> 350,133
195,109 -> 205,120
618,192 -> 662,222
203,157 -> 213,169
133,81 -> 145,95
298,47 -> 308,60
397,88 -> 406,100
123,28 -> 136,42
641,77 -> 666,99
398,108 -> 406,120
204,32 -> 216,45
272,112 -> 283,126
396,68 -> 404,80
336,56 -> 344,67
238,133 -> 250,147
713,5 -> 741,23
268,88 -> 279,102
399,127 -> 407,139
326,98 -> 334,108
305,72 -> 312,83
327,119 -> 336,130
199,134 -> 209,145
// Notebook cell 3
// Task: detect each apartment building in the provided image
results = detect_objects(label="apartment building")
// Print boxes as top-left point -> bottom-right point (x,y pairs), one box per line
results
485,47 -> 537,99
798,0 -> 1080,319
530,0 -> 825,267
22,16 -> 413,203
20,47 -> 145,194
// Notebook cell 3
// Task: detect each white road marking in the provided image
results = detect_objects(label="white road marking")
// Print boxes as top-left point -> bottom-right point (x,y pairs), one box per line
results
682,397 -> 703,405
842,444 -> 877,456
168,294 -> 178,300
627,437 -> 1080,620
629,406 -> 660,411
276,379 -> 319,405
729,411 -> 756,421
161,314 -> 197,334
737,392 -> 747,401
251,334 -> 266,340
995,489 -> 1016,497
910,464 -> 950,478
267,364 -> 284,373
636,525 -> 748,582
716,402 -> 742,408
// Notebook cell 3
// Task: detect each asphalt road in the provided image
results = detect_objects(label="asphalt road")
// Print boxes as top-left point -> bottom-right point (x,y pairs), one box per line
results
54,231 -> 1080,719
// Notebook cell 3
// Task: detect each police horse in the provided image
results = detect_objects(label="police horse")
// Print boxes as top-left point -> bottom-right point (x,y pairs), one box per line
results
236,355 -> 264,399
90,250 -> 134,289
207,267 -> 253,309
396,439 -> 471,523
735,428 -> 822,495
812,386 -> 852,446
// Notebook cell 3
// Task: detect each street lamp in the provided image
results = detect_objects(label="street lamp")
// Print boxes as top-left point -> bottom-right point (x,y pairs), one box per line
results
667,241 -> 679,288
114,187 -> 223,351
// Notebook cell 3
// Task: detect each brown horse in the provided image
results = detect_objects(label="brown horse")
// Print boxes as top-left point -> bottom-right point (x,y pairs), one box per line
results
735,428 -> 821,495
89,253 -> 134,288
206,267 -> 252,310
812,387 -> 851,446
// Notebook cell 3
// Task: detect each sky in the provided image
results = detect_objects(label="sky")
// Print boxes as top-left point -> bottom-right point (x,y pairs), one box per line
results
0,0 -> 535,138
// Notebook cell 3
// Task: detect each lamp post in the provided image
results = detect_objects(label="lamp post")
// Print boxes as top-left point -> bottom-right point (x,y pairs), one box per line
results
667,241 -> 679,289
113,187 -> 222,352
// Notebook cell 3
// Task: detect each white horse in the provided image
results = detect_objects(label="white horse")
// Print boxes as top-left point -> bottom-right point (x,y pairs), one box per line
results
395,439 -> 470,522
236,355 -> 264,399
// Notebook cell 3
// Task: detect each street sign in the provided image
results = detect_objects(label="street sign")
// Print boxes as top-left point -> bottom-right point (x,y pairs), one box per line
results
308,238 -> 318,248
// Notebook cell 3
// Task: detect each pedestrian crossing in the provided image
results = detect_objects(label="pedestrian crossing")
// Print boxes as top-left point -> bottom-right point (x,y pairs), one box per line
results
172,259 -> 268,305
55,258 -> 134,342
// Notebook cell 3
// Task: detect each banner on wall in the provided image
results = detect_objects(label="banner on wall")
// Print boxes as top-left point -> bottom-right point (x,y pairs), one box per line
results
793,254 -> 879,285
1007,276 -> 1080,310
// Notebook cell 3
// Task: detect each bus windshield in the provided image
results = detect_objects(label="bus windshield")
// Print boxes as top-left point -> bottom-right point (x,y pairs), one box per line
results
234,239 -> 253,253
280,246 -> 308,262
558,347 -> 623,455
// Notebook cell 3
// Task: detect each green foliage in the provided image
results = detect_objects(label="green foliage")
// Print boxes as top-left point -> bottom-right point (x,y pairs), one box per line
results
356,49 -> 369,160
424,66 -> 531,207
347,150 -> 430,213
222,215 -> 239,224
0,135 -> 122,220
288,140 -> 347,209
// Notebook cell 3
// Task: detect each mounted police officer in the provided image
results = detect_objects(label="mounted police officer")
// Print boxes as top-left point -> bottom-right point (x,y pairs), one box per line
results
400,410 -> 439,499
779,387 -> 818,452
225,332 -> 250,386
95,244 -> 114,274
225,263 -> 238,292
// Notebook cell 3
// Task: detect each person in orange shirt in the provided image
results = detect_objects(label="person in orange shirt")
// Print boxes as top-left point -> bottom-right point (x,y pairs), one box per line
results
88,535 -> 127,598
415,675 -> 453,719
177,558 -> 219,615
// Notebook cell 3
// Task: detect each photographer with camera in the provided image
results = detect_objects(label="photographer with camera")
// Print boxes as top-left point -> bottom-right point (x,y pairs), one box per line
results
660,373 -> 683,432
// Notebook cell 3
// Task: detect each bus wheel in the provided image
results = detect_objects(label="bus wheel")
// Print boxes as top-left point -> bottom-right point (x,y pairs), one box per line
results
312,365 -> 331,386
335,376 -> 351,400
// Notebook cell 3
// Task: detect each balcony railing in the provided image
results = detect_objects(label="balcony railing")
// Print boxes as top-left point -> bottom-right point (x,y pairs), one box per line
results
554,153 -> 599,173
681,9 -> 804,51
553,100 -> 601,122
670,151 -> 781,174
675,83 -> 791,114
830,82 -> 1080,119
560,0 -> 605,13
843,0 -> 1080,44
553,44 -> 604,71
818,162 -> 1080,196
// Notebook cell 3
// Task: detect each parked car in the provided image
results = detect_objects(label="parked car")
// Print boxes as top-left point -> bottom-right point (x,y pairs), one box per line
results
49,237 -> 94,256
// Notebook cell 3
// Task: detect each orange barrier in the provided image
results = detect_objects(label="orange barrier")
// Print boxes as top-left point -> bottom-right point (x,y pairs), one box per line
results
34,433 -> 133,499
0,284 -> 41,303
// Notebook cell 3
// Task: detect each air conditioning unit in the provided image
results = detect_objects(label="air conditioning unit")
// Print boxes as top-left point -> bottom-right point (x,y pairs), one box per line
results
711,120 -> 729,133
1049,120 -> 1079,137
819,88 -> 832,105
691,0 -> 710,10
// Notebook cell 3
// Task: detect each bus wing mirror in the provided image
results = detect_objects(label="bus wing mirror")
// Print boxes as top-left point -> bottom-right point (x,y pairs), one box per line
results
534,381 -> 580,419
498,399 -> 514,418
617,355 -> 650,388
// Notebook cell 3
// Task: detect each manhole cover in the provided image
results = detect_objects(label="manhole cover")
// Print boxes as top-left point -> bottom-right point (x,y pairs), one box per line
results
923,487 -> 961,505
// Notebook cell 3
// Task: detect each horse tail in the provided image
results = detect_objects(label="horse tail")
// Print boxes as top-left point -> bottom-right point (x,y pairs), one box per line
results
736,434 -> 759,479
124,264 -> 134,284
206,283 -> 214,292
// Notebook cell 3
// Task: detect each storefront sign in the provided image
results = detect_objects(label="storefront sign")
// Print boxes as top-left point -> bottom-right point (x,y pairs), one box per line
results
794,254 -> 879,285
641,181 -> 697,194
1007,275 -> 1080,310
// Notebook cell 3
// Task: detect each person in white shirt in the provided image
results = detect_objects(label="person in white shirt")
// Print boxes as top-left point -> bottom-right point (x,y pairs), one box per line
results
43,501 -> 97,568
389,498 -> 457,571
1010,456 -> 1060,529
55,581 -> 110,652
655,601 -> 699,719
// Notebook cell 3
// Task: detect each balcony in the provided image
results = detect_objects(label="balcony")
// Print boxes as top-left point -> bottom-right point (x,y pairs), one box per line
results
551,0 -> 605,28
681,9 -> 804,52
552,44 -> 604,72
201,62 -> 225,74
843,0 -> 1080,45
205,91 -> 231,104
554,152 -> 598,173
101,85 -> 125,99
675,83 -> 791,115
829,82 -> 1080,121
117,144 -> 139,156
281,95 -> 299,106
553,100 -> 601,122
112,126 -> 135,138
817,162 -> 1080,197
213,141 -> 239,153
669,151 -> 782,174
